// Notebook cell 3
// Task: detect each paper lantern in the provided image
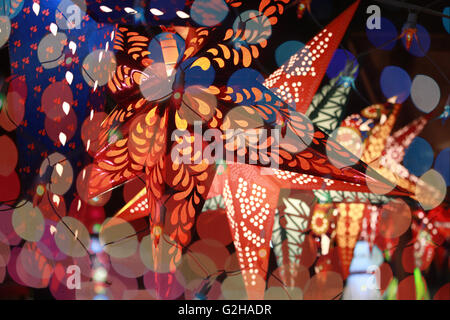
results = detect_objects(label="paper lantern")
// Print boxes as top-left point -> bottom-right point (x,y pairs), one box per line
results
360,204 -> 380,253
264,0 -> 361,114
361,103 -> 402,164
222,171 -> 276,299
311,203 -> 333,237
306,63 -> 359,134
383,116 -> 429,164
271,190 -> 317,288
336,203 -> 365,279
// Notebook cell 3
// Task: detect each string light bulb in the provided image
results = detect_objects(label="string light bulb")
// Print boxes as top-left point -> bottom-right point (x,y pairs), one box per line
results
297,0 -> 312,19
401,12 -> 418,51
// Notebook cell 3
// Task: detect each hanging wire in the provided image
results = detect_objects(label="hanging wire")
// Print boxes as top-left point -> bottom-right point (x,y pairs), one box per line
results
46,178 -> 95,262
373,0 -> 450,19
416,36 -> 450,87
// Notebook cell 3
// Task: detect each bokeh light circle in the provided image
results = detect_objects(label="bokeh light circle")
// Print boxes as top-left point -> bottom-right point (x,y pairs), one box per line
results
56,0 -> 87,30
12,202 -> 45,242
275,41 -> 304,67
81,49 -> 116,87
380,66 -> 411,103
0,0 -> 24,19
196,210 -> 233,246
188,239 -> 229,276
434,148 -> 450,186
415,169 -> 447,210
110,248 -> 148,278
44,106 -> 78,146
177,253 -> 207,287
228,68 -> 265,87
232,10 -> 272,45
99,217 -> 138,258
140,234 -> 181,273
434,283 -> 450,300
36,191 -> 67,222
327,127 -> 363,168
0,16 -> 11,48
0,171 -> 20,203
76,164 -> 98,202
443,7 -> 450,34
144,270 -> 186,300
221,273 -> 248,299
401,24 -> 431,57
41,81 -> 73,121
147,32 -> 185,70
81,111 -> 107,156
147,0 -> 186,21
18,241 -> 54,284
223,105 -> 264,133
15,244 -> 53,288
378,199 -> 411,239
190,0 -> 229,27
411,75 -> 440,113
182,250 -> 217,280
280,110 -> 314,155
0,135 -> 18,176
7,247 -> 26,287
0,76 -> 27,132
179,85 -> 217,125
366,17 -> 398,50
403,137 -> 434,176
123,178 -> 146,204
264,286 -> 303,300
37,219 -> 67,261
0,231 -> 10,267
38,33 -> 67,69
87,190 -> 111,207
303,271 -> 343,300
268,264 -> 310,291
366,164 -> 397,195
103,272 -> 139,300
0,205 -> 21,245
39,152 -> 74,196
326,49 -> 358,79
398,274 -> 427,300
140,62 -> 173,102
54,216 -> 90,257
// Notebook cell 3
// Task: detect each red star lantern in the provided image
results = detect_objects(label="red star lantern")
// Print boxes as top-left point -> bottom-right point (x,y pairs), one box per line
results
265,0 -> 360,114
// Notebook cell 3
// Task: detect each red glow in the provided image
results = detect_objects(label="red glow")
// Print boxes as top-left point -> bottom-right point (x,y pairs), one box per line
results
297,0 -> 312,19
402,27 -> 418,51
